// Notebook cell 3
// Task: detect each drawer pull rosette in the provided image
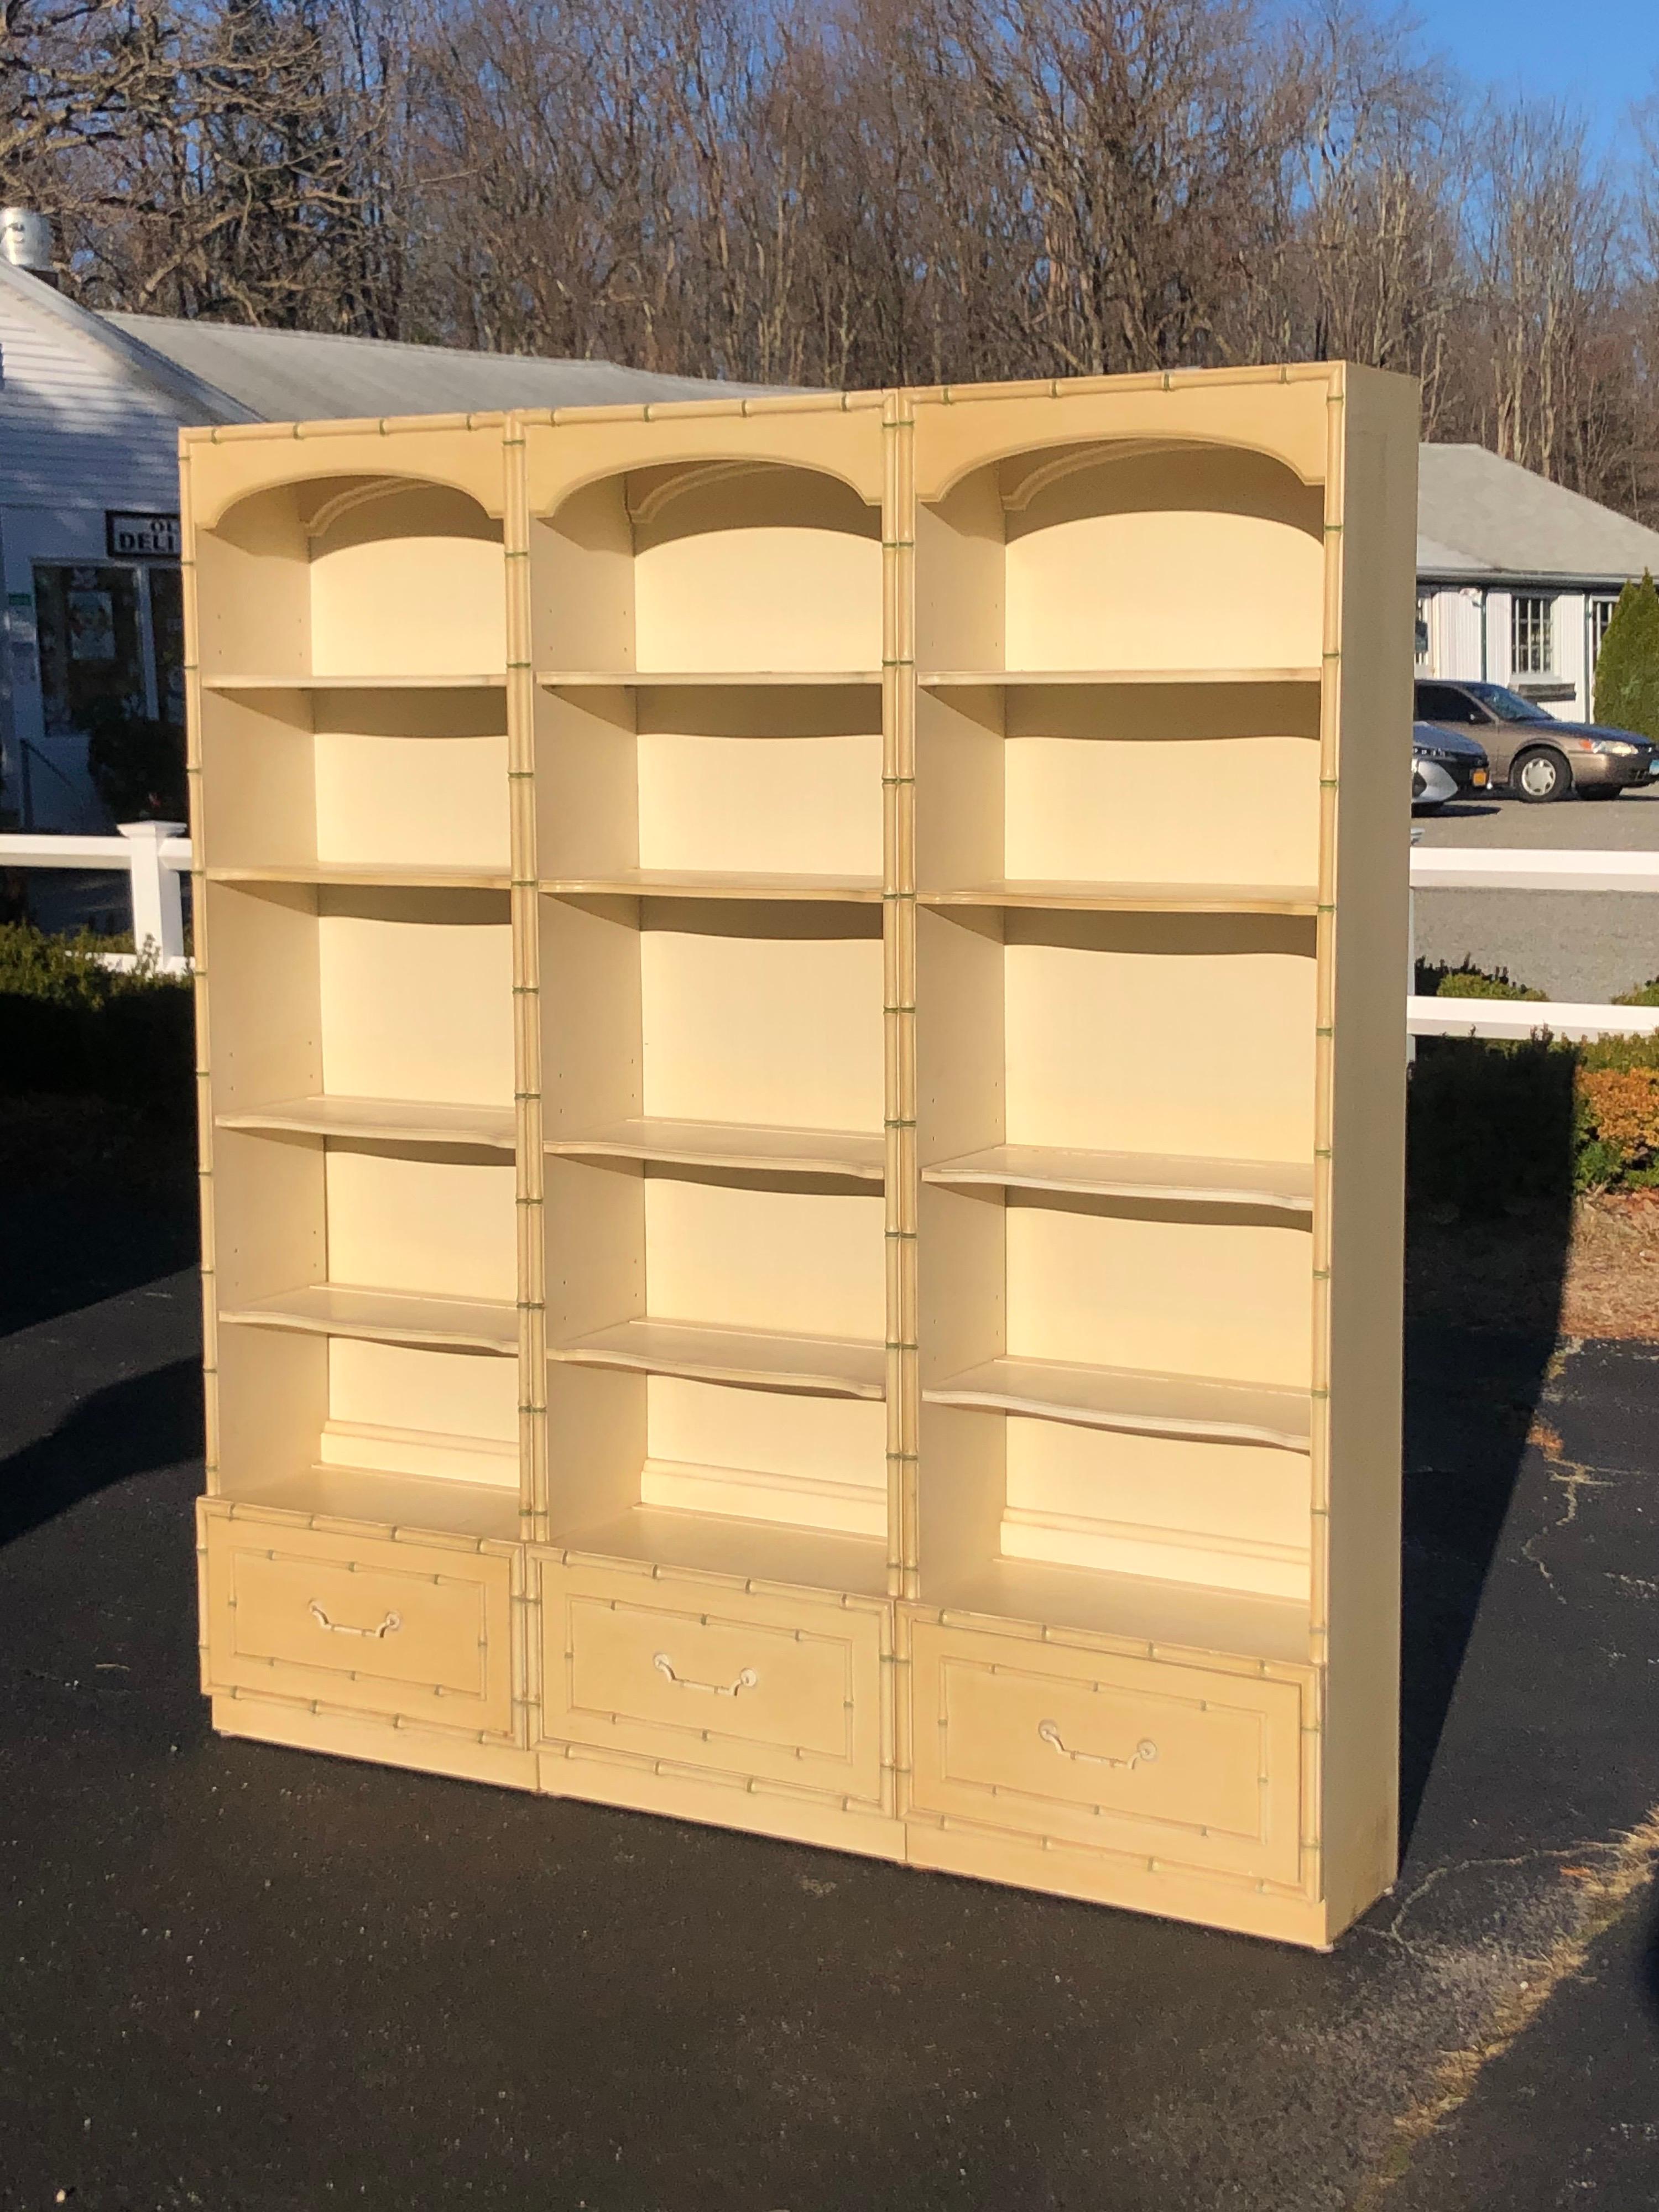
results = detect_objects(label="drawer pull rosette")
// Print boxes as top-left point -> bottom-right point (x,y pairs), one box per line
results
1037,1719 -> 1157,1770
309,1599 -> 403,1640
653,1651 -> 759,1698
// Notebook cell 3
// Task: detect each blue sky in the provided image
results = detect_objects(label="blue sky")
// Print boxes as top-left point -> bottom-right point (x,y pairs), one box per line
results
1425,0 -> 1657,160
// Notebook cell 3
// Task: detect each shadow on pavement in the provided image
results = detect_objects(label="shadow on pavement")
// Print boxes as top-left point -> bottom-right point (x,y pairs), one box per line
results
1399,1038 -> 1576,1849
0,1186 -> 197,1339
0,1355 -> 202,1549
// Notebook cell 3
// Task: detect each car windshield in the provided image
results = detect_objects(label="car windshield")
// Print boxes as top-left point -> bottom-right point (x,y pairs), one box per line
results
1459,682 -> 1552,723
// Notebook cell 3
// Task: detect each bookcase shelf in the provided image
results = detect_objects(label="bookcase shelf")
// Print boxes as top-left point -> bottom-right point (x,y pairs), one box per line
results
919,666 -> 1322,688
221,1284 -> 519,1355
218,1094 -> 516,1150
920,1144 -> 1313,1213
547,1115 -> 884,1180
922,1354 -> 1311,1451
186,368 -> 1413,1946
550,1317 -> 886,1397
539,670 -> 883,689
917,881 -> 1319,915
206,674 -> 508,693
542,872 -> 883,902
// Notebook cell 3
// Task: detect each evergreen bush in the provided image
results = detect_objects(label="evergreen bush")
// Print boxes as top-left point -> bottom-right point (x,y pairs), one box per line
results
1593,571 -> 1659,740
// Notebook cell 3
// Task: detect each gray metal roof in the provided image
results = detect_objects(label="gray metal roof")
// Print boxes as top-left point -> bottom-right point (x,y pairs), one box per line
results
1416,442 -> 1659,586
100,312 -> 769,423
0,254 -> 258,426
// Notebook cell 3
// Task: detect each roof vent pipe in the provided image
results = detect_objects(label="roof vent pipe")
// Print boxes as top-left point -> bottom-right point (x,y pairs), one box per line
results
1,209 -> 57,286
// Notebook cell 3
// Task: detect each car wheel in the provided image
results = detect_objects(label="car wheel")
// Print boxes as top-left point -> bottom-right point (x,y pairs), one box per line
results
1513,748 -> 1570,802
1581,786 -> 1623,801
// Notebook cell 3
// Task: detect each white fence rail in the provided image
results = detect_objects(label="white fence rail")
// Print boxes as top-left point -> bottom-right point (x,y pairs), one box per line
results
0,831 -> 1652,1037
0,822 -> 191,973
1408,843 -> 1659,1042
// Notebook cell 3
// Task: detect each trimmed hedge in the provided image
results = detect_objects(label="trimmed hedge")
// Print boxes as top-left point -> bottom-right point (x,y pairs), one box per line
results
0,922 -> 193,1112
1411,961 -> 1659,1207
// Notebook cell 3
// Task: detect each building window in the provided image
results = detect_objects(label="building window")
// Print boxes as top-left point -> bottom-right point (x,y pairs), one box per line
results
1415,593 -> 1431,666
1511,593 -> 1554,676
1588,596 -> 1618,672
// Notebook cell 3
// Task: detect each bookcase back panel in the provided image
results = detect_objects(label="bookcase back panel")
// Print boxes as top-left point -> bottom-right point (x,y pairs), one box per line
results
541,899 -> 646,1131
1003,1196 -> 1313,1387
642,1376 -> 888,1537
631,468 -> 881,672
204,884 -> 322,1113
323,1147 -> 517,1301
308,485 -> 505,677
636,731 -> 883,879
1003,1419 -> 1312,1599
313,703 -> 509,873
536,690 -> 640,877
212,1126 -> 325,1306
643,1174 -> 885,1341
316,893 -> 514,1106
195,486 -> 311,677
639,911 -> 884,1131
1001,446 -> 1324,674
200,696 -> 316,869
1003,735 -> 1319,888
324,1338 -> 519,1486
1001,916 -> 1316,1161
217,1328 -> 328,1488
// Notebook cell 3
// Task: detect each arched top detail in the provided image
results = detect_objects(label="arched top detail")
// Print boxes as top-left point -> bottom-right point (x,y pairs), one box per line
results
536,446 -> 881,523
196,456 -> 504,533
625,458 -> 780,526
931,429 -> 1322,509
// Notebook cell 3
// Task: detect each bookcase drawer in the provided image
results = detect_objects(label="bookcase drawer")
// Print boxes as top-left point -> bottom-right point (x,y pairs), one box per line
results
200,1509 -> 515,1738
535,1555 -> 885,1804
906,1620 -> 1306,1886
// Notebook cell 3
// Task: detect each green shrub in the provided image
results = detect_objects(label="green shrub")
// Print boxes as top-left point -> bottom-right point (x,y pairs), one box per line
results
1411,1018 -> 1659,1211
0,920 -> 192,1110
1416,958 -> 1545,1002
1593,571 -> 1659,741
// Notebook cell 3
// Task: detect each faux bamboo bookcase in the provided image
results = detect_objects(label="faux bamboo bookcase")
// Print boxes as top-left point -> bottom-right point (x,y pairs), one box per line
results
184,365 -> 1417,1948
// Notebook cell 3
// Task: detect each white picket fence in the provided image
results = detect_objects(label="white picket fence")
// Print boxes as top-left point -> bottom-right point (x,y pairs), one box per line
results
0,822 -> 191,973
1407,846 -> 1659,1041
0,828 -> 1655,1038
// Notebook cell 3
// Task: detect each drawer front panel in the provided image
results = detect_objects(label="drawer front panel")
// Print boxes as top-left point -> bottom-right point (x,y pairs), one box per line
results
537,1557 -> 885,1803
202,1512 -> 514,1736
907,1621 -> 1305,1886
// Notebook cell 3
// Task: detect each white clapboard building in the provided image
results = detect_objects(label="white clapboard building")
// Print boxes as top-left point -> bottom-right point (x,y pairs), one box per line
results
7,234 -> 1659,827
1417,444 -> 1659,722
0,246 -> 749,829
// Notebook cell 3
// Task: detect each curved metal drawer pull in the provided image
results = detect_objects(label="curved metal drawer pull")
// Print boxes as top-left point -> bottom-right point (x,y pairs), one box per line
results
1038,1719 -> 1157,1770
653,1651 -> 758,1698
309,1599 -> 401,1640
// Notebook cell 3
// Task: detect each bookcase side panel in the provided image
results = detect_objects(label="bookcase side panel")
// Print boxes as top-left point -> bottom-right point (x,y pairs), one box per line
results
1319,366 -> 1417,1935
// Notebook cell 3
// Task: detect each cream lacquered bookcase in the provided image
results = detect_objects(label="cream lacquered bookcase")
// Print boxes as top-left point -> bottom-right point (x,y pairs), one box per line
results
185,364 -> 1417,1948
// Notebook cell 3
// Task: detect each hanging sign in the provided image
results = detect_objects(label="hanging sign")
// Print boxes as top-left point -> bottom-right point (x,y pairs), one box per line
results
106,510 -> 181,559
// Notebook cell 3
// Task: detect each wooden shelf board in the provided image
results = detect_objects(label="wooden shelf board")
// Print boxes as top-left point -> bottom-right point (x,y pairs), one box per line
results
921,1144 -> 1313,1213
542,870 -> 883,903
217,1463 -> 521,1542
919,667 -> 1322,688
547,1115 -> 883,1180
218,1094 -> 515,1150
924,1355 -> 1311,1451
208,862 -> 510,890
550,1317 -> 885,1399
919,880 -> 1319,915
926,1557 -> 1311,1667
204,674 -> 507,692
221,1284 -> 518,1355
554,1504 -> 888,1598
537,670 -> 883,689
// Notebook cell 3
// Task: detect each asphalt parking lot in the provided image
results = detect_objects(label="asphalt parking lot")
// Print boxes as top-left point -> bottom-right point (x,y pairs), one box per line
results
6,1188 -> 1659,2210
1415,785 -> 1659,1001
